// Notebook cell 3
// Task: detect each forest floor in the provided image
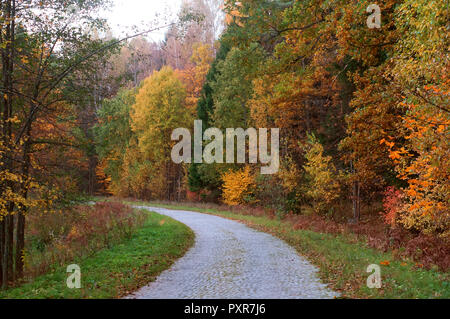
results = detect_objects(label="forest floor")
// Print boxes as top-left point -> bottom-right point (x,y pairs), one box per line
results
1,210 -> 194,299
123,200 -> 449,299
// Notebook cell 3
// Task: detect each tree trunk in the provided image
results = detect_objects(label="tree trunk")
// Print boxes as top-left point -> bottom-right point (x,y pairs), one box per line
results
16,141 -> 29,280
352,182 -> 356,220
2,215 -> 11,289
352,180 -> 361,222
7,212 -> 14,282
0,219 -> 4,288
15,210 -> 25,279
16,132 -> 30,280
357,182 -> 361,221
0,0 -> 17,288
88,155 -> 97,195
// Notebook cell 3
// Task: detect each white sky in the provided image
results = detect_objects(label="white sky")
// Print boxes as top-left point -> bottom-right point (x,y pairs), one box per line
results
104,0 -> 183,42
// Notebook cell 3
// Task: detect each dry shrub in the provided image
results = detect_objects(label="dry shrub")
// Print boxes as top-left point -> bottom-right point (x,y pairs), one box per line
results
405,234 -> 450,271
186,190 -> 201,202
290,212 -> 450,271
25,202 -> 146,280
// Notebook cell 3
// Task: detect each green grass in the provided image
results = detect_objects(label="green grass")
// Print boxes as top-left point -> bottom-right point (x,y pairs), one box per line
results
127,201 -> 449,299
0,210 -> 194,299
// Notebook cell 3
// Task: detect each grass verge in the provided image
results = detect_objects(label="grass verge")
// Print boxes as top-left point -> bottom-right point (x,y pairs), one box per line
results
126,200 -> 449,299
0,209 -> 194,299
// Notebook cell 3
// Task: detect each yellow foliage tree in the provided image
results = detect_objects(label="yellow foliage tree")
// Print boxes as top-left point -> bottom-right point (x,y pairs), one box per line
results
222,166 -> 256,206
130,66 -> 192,200
303,135 -> 341,215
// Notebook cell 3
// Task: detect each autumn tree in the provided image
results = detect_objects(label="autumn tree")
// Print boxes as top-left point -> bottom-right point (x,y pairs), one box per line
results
95,89 -> 136,195
0,0 -> 119,288
188,38 -> 230,193
114,37 -> 164,87
302,134 -> 341,215
177,43 -> 214,115
129,66 -> 191,200
382,0 -> 449,235
163,0 -> 219,69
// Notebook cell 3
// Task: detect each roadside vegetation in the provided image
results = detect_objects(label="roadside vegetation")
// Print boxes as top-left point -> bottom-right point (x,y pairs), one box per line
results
124,199 -> 449,299
1,202 -> 194,299
23,202 -> 146,280
0,0 -> 447,300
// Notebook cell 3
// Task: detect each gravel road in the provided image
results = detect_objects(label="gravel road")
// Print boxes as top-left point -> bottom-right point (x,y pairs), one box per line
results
126,206 -> 339,299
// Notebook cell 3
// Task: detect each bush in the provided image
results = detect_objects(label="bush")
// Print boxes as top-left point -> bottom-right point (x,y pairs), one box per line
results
221,166 -> 256,206
381,186 -> 404,226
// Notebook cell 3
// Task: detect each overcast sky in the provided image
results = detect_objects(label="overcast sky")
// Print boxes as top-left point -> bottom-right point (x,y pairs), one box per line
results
104,0 -> 183,41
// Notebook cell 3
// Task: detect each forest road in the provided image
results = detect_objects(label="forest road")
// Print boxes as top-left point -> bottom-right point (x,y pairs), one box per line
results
126,206 -> 339,299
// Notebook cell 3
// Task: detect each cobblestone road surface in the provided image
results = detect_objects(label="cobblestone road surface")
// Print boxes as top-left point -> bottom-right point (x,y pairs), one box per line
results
126,206 -> 339,299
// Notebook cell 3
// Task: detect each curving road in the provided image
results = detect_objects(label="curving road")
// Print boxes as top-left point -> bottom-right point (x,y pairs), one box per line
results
126,206 -> 339,299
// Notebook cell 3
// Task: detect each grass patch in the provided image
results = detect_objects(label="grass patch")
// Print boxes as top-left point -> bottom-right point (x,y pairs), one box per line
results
127,200 -> 449,299
1,210 -> 194,299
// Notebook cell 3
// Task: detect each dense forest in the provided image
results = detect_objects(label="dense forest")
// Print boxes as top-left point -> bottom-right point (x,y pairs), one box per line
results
97,0 -> 448,234
0,0 -> 448,289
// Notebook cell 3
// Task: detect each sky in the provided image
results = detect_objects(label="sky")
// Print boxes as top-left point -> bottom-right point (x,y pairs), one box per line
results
104,0 -> 184,42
